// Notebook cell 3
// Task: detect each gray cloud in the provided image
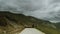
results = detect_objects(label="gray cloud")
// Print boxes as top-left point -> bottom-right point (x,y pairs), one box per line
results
0,0 -> 60,23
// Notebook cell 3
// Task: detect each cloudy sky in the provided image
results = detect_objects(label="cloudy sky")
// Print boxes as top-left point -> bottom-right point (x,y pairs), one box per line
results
0,0 -> 60,23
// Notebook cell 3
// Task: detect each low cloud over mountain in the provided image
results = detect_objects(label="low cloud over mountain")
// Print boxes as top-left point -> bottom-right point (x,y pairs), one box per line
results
0,0 -> 60,22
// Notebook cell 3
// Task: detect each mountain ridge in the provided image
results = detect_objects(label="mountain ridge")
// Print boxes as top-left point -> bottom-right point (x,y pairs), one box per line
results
0,11 -> 60,34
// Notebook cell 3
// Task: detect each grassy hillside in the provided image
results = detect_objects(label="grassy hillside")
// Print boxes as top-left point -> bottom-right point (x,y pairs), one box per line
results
0,11 -> 60,34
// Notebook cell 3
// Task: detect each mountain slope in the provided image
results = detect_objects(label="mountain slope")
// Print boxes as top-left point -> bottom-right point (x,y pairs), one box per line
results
0,11 -> 60,34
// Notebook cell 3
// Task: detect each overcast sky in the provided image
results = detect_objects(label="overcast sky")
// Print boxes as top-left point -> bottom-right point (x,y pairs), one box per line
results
0,0 -> 60,23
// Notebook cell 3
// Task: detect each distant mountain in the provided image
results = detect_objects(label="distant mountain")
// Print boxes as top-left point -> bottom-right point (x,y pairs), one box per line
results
0,11 -> 60,34
53,22 -> 60,29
